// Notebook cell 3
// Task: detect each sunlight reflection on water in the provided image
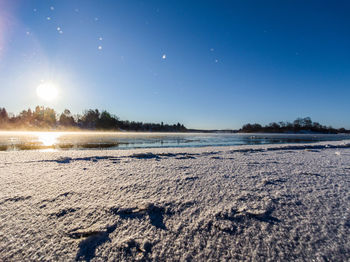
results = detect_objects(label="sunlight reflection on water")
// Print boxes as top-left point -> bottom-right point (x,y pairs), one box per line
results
35,132 -> 62,146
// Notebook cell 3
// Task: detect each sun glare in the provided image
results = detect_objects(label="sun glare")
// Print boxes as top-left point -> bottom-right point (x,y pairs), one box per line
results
36,132 -> 61,146
36,82 -> 58,101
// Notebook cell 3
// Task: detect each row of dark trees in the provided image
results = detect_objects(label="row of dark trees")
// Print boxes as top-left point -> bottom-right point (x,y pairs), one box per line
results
240,117 -> 349,134
0,106 -> 187,132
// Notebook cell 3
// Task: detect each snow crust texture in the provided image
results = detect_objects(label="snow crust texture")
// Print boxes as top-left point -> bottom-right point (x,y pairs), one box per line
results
1,141 -> 350,261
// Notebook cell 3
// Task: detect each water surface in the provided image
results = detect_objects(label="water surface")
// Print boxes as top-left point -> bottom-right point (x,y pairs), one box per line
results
0,131 -> 349,151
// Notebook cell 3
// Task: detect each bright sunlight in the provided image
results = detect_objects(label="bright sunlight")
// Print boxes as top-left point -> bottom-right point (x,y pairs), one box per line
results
36,82 -> 58,101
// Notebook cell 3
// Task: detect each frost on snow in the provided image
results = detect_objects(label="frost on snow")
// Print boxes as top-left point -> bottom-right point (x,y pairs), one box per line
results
0,140 -> 350,261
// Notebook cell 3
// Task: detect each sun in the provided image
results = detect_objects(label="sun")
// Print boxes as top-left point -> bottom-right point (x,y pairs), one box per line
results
36,82 -> 58,101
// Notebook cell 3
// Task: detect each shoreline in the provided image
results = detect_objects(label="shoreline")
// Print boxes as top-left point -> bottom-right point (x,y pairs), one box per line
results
1,140 -> 350,260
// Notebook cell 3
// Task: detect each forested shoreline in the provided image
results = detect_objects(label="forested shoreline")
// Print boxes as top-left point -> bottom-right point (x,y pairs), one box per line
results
0,106 -> 187,132
0,107 -> 348,134
240,117 -> 350,134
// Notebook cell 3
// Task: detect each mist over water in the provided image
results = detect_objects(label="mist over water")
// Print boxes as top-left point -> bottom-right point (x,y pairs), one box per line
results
0,131 -> 349,151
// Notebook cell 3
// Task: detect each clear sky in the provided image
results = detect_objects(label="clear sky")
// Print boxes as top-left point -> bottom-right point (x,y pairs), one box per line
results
0,0 -> 349,129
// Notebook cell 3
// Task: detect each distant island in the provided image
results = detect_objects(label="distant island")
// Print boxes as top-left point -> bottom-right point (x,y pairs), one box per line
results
239,117 -> 350,134
0,106 -> 187,132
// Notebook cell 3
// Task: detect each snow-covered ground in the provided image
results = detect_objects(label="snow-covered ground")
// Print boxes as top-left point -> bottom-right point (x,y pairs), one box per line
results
1,140 -> 350,261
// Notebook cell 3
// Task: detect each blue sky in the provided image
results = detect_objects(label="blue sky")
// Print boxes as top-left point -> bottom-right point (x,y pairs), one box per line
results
0,0 -> 349,129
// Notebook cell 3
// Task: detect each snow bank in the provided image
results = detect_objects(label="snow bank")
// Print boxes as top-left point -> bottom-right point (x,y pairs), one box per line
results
1,140 -> 350,261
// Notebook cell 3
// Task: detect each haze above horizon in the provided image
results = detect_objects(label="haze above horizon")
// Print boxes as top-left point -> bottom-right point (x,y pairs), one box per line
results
0,0 -> 349,129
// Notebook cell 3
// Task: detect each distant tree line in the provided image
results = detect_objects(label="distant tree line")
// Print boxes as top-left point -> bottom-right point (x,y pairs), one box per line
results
240,117 -> 350,134
0,106 -> 187,132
